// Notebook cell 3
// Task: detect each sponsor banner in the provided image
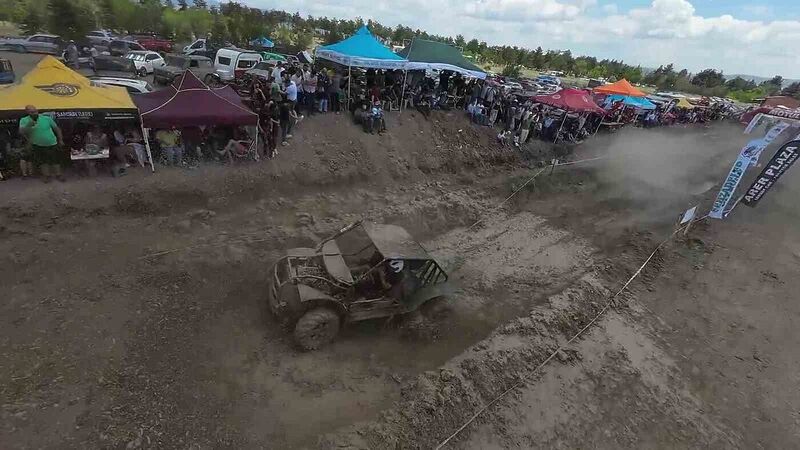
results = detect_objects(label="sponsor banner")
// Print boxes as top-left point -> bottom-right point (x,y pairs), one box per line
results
0,109 -> 138,124
746,121 -> 791,167
709,123 -> 792,219
744,113 -> 763,134
768,108 -> 800,120
709,153 -> 751,219
742,140 -> 800,207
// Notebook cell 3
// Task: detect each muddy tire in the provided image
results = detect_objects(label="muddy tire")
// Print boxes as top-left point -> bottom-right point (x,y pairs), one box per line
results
293,307 -> 340,351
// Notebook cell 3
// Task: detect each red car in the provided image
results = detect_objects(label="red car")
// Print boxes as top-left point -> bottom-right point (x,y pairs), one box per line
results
133,35 -> 173,53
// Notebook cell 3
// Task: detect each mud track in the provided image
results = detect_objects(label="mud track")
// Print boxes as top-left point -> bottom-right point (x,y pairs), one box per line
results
3,115 -> 799,449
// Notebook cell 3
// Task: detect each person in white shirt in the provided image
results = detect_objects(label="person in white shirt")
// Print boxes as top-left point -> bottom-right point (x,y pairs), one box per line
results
291,70 -> 305,113
271,62 -> 283,83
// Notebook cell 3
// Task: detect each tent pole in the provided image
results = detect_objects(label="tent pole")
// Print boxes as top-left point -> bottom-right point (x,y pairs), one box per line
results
254,119 -> 260,161
593,113 -> 603,136
347,64 -> 352,111
142,125 -> 155,173
400,69 -> 408,114
554,111 -> 567,143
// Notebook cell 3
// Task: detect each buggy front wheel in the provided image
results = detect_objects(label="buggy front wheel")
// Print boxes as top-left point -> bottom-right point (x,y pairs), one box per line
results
294,307 -> 341,351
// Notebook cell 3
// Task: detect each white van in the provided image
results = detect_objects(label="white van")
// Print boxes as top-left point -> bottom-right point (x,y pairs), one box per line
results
214,48 -> 262,82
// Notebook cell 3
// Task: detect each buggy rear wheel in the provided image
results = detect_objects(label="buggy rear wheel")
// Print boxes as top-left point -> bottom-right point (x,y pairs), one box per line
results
294,307 -> 340,351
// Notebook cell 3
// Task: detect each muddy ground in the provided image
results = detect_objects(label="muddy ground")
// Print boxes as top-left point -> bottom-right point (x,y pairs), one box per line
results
2,108 -> 799,449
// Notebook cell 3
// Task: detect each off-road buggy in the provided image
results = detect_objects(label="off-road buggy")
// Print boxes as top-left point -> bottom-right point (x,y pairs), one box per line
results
267,221 -> 450,350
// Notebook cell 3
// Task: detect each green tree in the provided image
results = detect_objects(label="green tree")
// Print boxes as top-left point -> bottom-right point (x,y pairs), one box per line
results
454,34 -> 465,49
209,11 -> 227,46
47,0 -> 97,40
177,0 -> 188,10
293,29 -> 313,50
465,38 -> 479,54
782,81 -> 800,100
193,0 -> 207,9
725,76 -> 757,91
691,69 -> 725,88
761,75 -> 784,95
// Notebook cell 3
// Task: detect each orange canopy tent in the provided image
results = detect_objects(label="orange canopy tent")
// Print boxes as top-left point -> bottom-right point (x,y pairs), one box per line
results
593,79 -> 646,97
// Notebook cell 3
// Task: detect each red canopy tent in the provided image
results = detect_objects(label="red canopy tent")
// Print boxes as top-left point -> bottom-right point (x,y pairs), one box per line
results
592,79 -> 646,97
534,88 -> 605,114
134,71 -> 258,128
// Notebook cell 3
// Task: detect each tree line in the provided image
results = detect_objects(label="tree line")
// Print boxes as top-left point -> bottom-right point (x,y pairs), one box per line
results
1,0 -> 797,102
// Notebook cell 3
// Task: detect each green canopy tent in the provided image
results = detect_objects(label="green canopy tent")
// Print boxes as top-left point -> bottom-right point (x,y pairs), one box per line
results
396,39 -> 486,79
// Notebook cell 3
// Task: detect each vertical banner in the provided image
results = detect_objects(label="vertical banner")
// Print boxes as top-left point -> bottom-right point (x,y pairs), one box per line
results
744,113 -> 764,134
742,140 -> 800,207
747,122 -> 790,167
709,123 -> 791,219
709,153 -> 751,219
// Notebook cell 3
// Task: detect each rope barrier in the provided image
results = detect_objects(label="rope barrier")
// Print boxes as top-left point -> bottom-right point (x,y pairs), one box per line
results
434,223 -> 686,449
465,154 -> 607,231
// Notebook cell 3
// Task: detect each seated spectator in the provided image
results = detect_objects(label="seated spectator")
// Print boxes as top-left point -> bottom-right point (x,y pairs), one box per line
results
155,127 -> 183,166
218,127 -> 252,163
85,126 -> 108,154
370,102 -> 386,135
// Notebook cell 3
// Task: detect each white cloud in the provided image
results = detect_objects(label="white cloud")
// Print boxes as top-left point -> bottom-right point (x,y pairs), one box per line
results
246,0 -> 800,77
602,3 -> 618,15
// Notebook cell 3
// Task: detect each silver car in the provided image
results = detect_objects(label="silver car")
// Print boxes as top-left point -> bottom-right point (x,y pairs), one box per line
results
0,34 -> 63,54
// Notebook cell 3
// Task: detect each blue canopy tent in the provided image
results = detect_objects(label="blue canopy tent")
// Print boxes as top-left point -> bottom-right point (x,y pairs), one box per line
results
316,26 -> 408,109
604,94 -> 656,110
316,26 -> 407,70
250,37 -> 274,48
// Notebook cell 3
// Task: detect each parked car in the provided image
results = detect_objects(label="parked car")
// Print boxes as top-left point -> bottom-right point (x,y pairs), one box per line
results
0,58 -> 14,84
108,40 -> 146,57
85,30 -> 115,46
183,38 -> 208,55
133,34 -> 173,53
153,55 -> 215,85
213,48 -> 262,82
76,55 -> 138,79
125,51 -> 166,76
246,61 -> 278,81
0,34 -> 63,54
90,77 -> 154,94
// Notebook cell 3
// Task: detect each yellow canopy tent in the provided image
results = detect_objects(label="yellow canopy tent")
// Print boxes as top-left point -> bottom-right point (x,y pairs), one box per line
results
675,98 -> 695,109
0,56 -> 137,117
0,56 -> 154,171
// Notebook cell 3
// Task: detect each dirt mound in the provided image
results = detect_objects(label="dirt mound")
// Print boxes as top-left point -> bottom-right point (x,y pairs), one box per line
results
321,269 -> 736,449
0,111 -> 520,222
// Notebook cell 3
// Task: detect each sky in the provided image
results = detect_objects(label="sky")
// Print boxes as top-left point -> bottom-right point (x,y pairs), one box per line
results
239,0 -> 800,78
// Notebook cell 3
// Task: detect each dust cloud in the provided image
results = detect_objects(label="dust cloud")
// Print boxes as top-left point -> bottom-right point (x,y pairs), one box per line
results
584,123 -> 800,223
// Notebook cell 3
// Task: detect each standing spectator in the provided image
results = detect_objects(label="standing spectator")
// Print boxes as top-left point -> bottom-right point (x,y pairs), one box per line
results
291,68 -> 305,114
270,75 -> 285,103
317,70 -> 330,113
285,73 -> 298,110
64,41 -> 79,69
469,81 -> 482,109
18,105 -> 64,182
329,70 -> 343,114
268,101 -> 281,157
438,70 -> 451,94
303,69 -> 318,115
271,62 -> 284,83
279,100 -> 293,145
